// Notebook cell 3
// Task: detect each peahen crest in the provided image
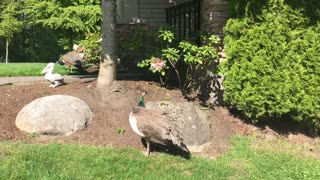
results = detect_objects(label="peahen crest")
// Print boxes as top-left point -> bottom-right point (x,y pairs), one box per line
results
138,91 -> 147,107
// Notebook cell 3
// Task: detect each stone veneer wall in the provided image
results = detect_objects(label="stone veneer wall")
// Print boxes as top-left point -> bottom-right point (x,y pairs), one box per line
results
199,0 -> 229,106
200,0 -> 229,47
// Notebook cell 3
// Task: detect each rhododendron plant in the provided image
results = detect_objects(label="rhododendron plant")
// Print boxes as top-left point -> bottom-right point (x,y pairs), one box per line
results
138,28 -> 218,93
137,57 -> 168,85
150,58 -> 165,71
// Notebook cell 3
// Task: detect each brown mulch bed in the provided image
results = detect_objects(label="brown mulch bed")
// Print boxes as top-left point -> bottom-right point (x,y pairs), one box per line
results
0,79 -> 316,157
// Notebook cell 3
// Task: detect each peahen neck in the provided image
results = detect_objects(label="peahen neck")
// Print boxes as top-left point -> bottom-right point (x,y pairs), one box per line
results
138,95 -> 145,107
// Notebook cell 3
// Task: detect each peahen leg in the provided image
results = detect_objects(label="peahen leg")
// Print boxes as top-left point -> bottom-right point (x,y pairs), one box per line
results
68,66 -> 73,73
146,140 -> 151,156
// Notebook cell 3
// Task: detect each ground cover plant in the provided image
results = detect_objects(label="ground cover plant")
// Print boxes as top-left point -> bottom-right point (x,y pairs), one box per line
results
0,63 -> 82,77
1,136 -> 319,179
223,0 -> 320,133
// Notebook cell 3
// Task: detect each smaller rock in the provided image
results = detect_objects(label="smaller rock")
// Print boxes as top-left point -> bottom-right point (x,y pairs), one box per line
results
16,95 -> 93,136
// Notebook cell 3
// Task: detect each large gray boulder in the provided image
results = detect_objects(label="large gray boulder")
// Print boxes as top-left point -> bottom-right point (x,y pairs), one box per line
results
16,95 -> 93,136
145,101 -> 210,151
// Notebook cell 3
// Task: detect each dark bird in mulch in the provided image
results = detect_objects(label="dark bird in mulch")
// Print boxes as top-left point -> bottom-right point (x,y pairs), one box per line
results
58,45 -> 85,72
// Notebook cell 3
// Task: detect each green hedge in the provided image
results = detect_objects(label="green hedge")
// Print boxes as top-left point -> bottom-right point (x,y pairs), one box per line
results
223,0 -> 320,132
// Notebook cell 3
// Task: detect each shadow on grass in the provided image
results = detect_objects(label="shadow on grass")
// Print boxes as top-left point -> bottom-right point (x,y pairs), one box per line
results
141,138 -> 191,159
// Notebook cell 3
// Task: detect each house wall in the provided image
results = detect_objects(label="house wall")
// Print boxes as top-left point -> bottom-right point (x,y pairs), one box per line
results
116,0 -> 192,50
117,0 -> 173,26
117,0 -> 192,26
116,0 -> 138,24
139,0 -> 171,26
116,0 -> 229,35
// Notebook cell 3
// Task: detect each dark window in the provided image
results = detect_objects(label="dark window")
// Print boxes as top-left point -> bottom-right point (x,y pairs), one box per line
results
166,0 -> 200,42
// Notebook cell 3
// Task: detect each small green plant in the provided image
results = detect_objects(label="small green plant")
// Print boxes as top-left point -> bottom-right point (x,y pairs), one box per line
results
119,24 -> 160,58
116,128 -> 125,135
117,24 -> 162,71
28,132 -> 40,139
121,24 -> 152,51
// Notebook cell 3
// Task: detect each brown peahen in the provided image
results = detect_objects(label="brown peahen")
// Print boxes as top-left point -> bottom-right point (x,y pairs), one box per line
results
128,91 -> 190,156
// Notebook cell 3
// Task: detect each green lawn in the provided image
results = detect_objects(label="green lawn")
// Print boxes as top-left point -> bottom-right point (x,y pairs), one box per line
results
1,136 -> 319,179
0,63 -> 81,77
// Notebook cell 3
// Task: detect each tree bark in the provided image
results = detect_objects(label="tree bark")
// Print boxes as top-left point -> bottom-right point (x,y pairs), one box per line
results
68,28 -> 74,51
97,0 -> 117,89
5,39 -> 9,63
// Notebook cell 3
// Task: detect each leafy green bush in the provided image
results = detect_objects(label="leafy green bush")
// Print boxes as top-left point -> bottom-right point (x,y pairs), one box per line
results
78,32 -> 102,65
223,0 -> 320,132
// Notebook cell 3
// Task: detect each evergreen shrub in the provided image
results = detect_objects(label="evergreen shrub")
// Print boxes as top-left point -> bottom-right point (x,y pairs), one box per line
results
223,0 -> 320,131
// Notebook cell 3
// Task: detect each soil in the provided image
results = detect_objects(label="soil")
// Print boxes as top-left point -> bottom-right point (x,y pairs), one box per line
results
0,79 -> 317,158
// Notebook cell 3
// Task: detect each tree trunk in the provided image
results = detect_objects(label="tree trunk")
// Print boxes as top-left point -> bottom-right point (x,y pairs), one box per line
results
68,28 -> 74,51
5,39 -> 9,63
97,0 -> 117,89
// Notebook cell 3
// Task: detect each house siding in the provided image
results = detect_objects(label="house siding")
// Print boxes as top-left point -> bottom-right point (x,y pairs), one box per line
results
116,0 -> 229,36
117,0 -> 174,26
139,0 -> 172,26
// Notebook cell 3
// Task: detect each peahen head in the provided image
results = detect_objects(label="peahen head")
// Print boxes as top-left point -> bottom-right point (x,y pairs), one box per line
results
138,91 -> 147,107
